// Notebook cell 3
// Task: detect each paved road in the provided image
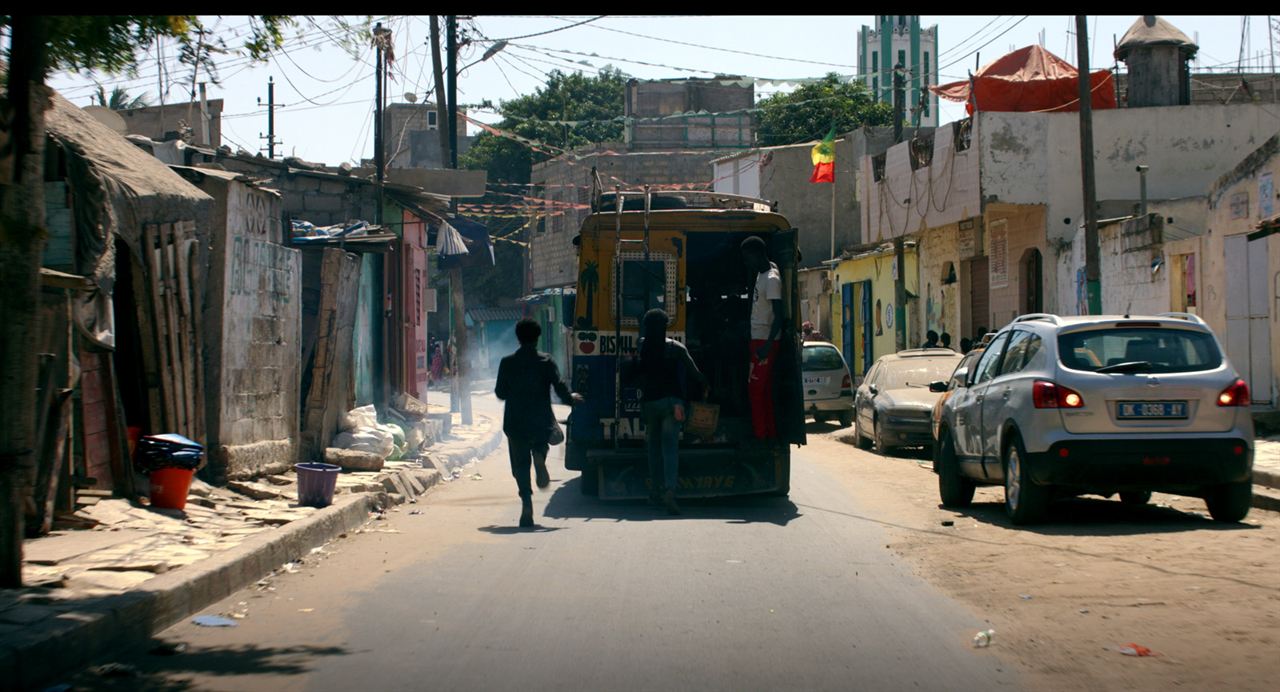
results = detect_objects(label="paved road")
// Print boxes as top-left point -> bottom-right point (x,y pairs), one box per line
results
70,401 -> 1020,692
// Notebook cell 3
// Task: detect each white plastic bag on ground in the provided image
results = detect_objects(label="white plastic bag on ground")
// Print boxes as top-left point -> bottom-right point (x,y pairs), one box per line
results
332,427 -> 394,458
340,405 -> 378,432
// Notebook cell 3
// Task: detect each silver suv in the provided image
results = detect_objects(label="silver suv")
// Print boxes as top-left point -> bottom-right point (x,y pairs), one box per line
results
933,313 -> 1254,524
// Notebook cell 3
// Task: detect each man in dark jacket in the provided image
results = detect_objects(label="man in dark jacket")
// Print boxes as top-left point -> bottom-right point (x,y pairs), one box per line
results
495,318 -> 582,527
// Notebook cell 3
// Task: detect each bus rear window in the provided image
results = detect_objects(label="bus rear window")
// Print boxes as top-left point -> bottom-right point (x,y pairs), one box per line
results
621,260 -> 665,321
1058,328 -> 1222,373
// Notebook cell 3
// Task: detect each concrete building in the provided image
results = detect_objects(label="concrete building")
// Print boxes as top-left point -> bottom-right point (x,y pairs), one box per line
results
170,167 -> 300,482
826,242 -> 920,378
625,76 -> 754,150
858,16 -> 939,128
383,101 -> 472,170
863,103 -> 1280,346
1113,15 -> 1197,108
115,99 -> 224,148
711,127 -> 910,269
1200,133 -> 1280,411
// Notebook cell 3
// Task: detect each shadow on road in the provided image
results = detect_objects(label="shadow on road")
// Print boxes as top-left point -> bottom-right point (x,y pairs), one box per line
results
67,641 -> 353,691
541,478 -> 803,526
478,524 -> 565,535
949,496 -> 1262,537
805,419 -> 848,435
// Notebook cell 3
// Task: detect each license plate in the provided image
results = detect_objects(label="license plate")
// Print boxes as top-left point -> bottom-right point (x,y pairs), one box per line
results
1117,401 -> 1188,419
803,376 -> 826,385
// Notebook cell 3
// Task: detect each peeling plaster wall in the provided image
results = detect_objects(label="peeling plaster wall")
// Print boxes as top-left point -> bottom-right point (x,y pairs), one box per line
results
917,223 -> 962,343
1201,140 -> 1280,407
863,122 -> 981,245
979,105 -> 1280,251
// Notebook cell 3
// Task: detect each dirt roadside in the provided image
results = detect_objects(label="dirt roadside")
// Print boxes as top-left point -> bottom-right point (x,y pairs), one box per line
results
805,429 -> 1280,691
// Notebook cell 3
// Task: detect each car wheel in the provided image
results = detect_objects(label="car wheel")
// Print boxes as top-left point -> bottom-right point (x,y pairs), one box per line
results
1205,481 -> 1251,522
852,413 -> 872,450
873,418 -> 891,456
1119,491 -> 1152,505
1003,432 -> 1048,525
838,410 -> 853,428
937,431 -> 974,508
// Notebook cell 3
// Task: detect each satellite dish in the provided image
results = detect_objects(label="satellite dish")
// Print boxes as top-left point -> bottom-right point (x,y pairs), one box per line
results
84,105 -> 128,135
403,92 -> 418,103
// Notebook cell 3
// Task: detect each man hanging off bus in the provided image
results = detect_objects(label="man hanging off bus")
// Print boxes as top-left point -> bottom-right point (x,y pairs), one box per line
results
741,236 -> 784,440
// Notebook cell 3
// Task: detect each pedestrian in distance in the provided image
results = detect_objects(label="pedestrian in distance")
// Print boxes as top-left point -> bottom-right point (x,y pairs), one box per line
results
940,332 -> 952,350
494,318 -> 582,528
741,235 -> 784,440
921,330 -> 939,349
633,308 -> 709,515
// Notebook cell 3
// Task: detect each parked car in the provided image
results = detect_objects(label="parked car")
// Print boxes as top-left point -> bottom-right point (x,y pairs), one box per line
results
933,312 -> 1255,524
802,341 -> 854,427
853,348 -> 964,453
930,346 -> 986,442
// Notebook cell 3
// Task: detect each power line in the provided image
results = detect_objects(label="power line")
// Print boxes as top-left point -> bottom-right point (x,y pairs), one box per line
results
936,16 -> 1007,61
482,15 -> 607,42
938,16 -> 1031,73
572,17 -> 856,69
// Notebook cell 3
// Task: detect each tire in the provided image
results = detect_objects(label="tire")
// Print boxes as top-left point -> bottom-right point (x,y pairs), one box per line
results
853,413 -> 872,450
937,431 -> 974,508
873,418 -> 891,456
814,413 -> 829,424
1205,481 -> 1251,522
1003,432 -> 1049,525
1119,490 -> 1152,505
838,410 -> 853,428
579,463 -> 599,496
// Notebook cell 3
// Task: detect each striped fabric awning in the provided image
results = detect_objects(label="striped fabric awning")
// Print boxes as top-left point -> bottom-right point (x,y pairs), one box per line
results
436,220 -> 470,257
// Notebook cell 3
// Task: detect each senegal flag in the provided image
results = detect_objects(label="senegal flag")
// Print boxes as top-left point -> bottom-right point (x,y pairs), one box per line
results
809,127 -> 836,183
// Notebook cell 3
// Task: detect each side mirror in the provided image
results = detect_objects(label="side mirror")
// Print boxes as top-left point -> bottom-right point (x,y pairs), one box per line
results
952,367 -> 969,389
868,384 -> 879,396
928,381 -> 948,393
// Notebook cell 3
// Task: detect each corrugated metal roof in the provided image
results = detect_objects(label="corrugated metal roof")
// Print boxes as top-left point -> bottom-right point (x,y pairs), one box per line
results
465,307 -> 522,323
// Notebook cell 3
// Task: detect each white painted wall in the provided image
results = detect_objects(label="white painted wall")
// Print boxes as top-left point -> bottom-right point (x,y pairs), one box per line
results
862,121 -> 982,244
979,104 -> 1280,245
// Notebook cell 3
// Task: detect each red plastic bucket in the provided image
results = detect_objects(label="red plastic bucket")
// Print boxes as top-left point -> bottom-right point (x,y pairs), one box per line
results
149,467 -> 194,510
295,462 -> 341,508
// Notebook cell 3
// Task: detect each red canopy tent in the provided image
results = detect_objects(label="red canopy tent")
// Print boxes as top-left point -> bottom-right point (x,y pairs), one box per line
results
930,44 -> 1116,114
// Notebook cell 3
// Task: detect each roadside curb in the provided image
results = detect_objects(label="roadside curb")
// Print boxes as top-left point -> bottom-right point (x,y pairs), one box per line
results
1253,467 -> 1280,491
6,415 -> 503,692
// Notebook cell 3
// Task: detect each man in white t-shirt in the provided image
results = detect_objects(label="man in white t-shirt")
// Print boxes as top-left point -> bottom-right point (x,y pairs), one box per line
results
741,236 -> 783,439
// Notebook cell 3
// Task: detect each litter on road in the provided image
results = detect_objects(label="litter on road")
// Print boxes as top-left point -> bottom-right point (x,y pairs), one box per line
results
972,629 -> 995,648
192,615 -> 238,627
1113,643 -> 1158,657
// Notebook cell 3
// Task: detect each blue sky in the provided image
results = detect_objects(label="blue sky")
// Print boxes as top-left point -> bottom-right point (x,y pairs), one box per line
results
47,15 -> 1280,166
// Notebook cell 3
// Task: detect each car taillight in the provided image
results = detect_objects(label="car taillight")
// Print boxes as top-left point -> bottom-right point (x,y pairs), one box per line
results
1033,380 -> 1085,409
842,373 -> 852,389
1217,379 -> 1250,407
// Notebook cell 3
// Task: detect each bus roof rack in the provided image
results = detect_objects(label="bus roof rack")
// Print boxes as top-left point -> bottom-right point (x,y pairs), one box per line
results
1157,311 -> 1207,326
1012,313 -> 1061,325
596,189 -> 778,213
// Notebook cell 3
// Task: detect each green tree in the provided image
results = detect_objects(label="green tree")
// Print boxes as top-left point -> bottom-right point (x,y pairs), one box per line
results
93,84 -> 150,110
755,73 -> 894,146
460,66 -> 629,185
0,15 -> 293,588
453,67 -> 630,311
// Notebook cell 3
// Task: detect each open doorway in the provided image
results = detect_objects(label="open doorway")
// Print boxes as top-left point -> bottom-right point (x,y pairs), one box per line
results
1021,247 -> 1043,314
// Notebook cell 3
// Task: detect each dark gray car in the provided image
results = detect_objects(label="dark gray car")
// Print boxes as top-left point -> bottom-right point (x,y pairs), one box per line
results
853,348 -> 963,454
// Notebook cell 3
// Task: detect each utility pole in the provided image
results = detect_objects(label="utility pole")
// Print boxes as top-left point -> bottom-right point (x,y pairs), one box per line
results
258,76 -> 281,159
892,63 -> 908,351
444,15 -> 472,425
1076,15 -> 1102,315
373,25 -> 388,224
429,17 -> 450,168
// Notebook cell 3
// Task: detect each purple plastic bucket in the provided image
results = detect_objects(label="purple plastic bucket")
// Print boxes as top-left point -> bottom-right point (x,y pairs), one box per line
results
295,462 -> 341,508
